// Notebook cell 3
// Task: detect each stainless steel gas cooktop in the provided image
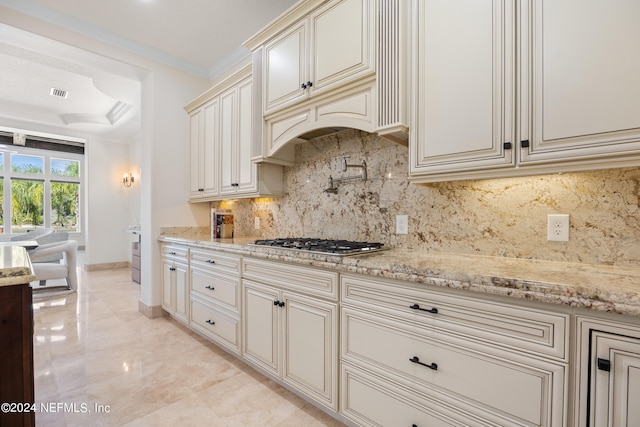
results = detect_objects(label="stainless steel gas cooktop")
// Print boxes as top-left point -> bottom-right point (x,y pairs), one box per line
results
250,238 -> 387,256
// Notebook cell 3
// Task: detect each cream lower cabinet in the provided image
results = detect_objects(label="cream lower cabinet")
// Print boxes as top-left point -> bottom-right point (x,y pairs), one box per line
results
189,248 -> 242,355
340,273 -> 568,426
575,316 -> 640,426
160,244 -> 189,325
242,258 -> 339,411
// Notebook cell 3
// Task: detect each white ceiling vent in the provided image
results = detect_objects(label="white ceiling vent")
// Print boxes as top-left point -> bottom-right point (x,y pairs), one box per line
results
50,87 -> 69,98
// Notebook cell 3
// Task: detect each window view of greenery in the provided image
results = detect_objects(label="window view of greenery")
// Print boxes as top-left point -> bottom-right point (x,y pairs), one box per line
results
8,154 -> 80,234
11,178 -> 44,233
51,182 -> 79,232
11,154 -> 43,174
51,158 -> 79,177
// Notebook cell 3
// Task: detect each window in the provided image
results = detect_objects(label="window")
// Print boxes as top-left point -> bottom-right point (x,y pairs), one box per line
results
0,146 -> 82,235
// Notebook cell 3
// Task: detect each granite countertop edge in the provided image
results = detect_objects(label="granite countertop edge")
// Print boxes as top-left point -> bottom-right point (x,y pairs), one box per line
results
158,235 -> 640,317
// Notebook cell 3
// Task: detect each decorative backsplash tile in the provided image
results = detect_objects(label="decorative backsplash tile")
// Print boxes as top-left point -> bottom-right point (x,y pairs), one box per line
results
213,130 -> 640,267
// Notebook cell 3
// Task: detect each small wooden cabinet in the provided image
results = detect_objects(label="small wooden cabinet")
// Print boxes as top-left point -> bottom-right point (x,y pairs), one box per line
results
242,258 -> 339,411
409,0 -> 640,183
160,244 -> 189,325
0,283 -> 35,427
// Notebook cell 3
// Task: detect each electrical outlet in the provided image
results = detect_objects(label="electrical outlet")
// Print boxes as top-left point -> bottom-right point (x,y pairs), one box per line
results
254,217 -> 260,230
547,214 -> 569,241
396,215 -> 408,234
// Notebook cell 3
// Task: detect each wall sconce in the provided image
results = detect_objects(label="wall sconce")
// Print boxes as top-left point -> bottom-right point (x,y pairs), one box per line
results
123,173 -> 135,188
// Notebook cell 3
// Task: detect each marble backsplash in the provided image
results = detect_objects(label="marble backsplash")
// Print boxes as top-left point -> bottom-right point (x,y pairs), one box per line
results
212,129 -> 640,267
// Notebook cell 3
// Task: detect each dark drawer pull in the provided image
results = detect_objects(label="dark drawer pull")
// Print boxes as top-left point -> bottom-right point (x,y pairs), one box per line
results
205,319 -> 215,325
206,259 -> 215,264
409,304 -> 438,314
273,300 -> 285,307
205,285 -> 215,290
169,251 -> 177,255
169,267 -> 176,271
410,356 -> 437,371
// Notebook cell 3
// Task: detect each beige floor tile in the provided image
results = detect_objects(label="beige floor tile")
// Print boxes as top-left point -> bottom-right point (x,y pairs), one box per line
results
33,253 -> 347,427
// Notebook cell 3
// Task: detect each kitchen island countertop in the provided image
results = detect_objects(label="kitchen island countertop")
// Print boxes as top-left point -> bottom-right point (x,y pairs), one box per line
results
159,231 -> 640,317
0,245 -> 36,286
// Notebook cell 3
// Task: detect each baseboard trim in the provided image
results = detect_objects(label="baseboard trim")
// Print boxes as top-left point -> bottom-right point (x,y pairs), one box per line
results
138,300 -> 165,319
84,261 -> 131,271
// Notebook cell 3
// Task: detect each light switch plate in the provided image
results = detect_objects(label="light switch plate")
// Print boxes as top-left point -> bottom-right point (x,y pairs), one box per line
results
396,215 -> 408,234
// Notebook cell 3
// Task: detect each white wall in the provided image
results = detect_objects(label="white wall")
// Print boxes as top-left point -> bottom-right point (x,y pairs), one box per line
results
84,140 -> 133,266
0,7 -> 213,311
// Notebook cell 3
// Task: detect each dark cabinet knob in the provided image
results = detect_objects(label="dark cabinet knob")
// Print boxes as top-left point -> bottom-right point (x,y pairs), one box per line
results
301,82 -> 307,89
306,81 -> 313,87
169,267 -> 176,271
274,300 -> 280,306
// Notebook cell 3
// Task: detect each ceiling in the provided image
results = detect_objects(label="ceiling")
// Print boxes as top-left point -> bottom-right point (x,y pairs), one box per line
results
0,0 -> 299,143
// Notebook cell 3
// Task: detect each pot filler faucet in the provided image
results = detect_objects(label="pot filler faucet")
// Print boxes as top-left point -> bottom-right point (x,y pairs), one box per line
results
324,156 -> 367,194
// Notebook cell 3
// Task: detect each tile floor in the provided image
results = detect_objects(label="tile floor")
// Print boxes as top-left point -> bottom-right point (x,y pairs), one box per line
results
32,255 -> 346,426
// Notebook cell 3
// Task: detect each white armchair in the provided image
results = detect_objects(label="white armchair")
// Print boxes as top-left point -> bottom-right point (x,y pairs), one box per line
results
29,240 -> 78,290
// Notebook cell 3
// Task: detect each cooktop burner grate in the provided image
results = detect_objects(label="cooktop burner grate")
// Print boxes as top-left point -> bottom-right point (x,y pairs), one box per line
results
251,238 -> 387,256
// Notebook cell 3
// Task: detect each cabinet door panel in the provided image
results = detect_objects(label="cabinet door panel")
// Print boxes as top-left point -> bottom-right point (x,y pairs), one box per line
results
283,294 -> 337,409
243,281 -> 279,375
189,109 -> 203,198
219,87 -> 236,194
174,263 -> 189,324
523,0 -> 640,163
310,0 -> 373,95
410,0 -> 515,175
591,331 -> 640,427
264,21 -> 307,114
236,78 -> 257,193
202,100 -> 219,197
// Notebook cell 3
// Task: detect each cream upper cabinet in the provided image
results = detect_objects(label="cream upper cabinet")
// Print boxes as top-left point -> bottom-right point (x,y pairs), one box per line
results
220,76 -> 257,195
410,0 -> 640,183
409,0 -> 516,181
521,0 -> 640,166
185,61 -> 284,201
188,101 -> 219,199
262,0 -> 374,116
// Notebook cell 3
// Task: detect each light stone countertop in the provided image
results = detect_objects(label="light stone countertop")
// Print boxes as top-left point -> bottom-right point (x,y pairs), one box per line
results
0,245 -> 36,286
159,232 -> 640,317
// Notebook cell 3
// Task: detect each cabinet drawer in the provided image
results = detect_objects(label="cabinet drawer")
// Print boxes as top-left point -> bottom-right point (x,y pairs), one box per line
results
341,363 -> 494,427
190,248 -> 240,274
341,308 -> 566,427
161,244 -> 188,260
191,299 -> 240,354
191,268 -> 240,312
242,257 -> 338,300
341,274 -> 568,361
